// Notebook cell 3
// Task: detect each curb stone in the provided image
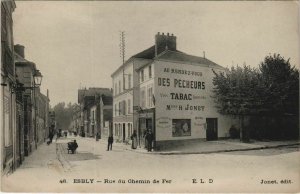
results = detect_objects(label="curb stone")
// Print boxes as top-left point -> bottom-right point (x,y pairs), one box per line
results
126,143 -> 300,155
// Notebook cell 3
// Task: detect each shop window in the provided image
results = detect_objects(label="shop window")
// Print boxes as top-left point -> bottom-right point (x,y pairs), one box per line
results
172,119 -> 191,137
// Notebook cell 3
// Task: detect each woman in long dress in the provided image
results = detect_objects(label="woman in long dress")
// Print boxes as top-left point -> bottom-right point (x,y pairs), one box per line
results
131,130 -> 138,149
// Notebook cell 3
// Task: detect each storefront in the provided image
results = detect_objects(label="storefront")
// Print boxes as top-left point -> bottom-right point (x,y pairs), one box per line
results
137,51 -> 238,150
138,108 -> 155,147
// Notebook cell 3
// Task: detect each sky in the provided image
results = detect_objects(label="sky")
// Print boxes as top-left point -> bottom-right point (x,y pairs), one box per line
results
13,1 -> 299,107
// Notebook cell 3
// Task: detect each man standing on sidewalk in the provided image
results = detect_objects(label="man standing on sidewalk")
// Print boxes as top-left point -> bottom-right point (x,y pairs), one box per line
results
107,135 -> 113,151
145,130 -> 154,152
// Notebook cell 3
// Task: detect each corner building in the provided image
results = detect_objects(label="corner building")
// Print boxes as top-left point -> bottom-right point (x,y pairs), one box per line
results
112,32 -> 238,150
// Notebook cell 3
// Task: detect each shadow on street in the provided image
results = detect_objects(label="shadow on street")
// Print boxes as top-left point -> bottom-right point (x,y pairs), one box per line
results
63,152 -> 100,161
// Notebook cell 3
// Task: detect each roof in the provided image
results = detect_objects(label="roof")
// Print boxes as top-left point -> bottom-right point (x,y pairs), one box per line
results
78,88 -> 112,103
112,44 -> 224,76
156,50 -> 225,69
101,95 -> 113,106
14,52 -> 36,69
111,45 -> 175,77
40,92 -> 50,102
132,46 -> 156,59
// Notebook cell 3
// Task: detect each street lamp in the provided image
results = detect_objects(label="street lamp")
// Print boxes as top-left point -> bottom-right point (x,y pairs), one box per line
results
34,70 -> 43,87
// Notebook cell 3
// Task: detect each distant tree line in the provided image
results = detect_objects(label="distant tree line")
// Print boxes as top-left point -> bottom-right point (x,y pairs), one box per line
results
51,102 -> 80,131
213,54 -> 299,141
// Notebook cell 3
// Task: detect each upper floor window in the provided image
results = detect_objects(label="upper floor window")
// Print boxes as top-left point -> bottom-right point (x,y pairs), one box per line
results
148,86 -> 153,107
149,65 -> 152,78
118,102 -> 121,115
140,69 -> 144,82
127,99 -> 131,114
140,89 -> 146,108
119,80 -> 121,94
128,74 -> 131,89
114,83 -> 117,95
123,100 -> 126,115
115,104 -> 118,116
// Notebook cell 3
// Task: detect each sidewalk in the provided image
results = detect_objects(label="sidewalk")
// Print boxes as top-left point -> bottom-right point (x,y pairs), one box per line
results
125,139 -> 300,155
61,135 -> 300,155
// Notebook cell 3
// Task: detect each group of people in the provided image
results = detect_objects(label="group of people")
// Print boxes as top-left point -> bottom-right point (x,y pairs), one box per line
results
47,128 -> 155,152
130,129 -> 154,152
106,129 -> 154,152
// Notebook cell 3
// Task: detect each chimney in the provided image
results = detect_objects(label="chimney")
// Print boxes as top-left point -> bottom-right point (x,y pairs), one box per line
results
47,89 -> 49,99
155,32 -> 177,56
14,44 -> 25,58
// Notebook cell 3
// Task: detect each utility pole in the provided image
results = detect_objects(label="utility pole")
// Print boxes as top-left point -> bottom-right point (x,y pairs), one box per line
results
119,31 -> 126,90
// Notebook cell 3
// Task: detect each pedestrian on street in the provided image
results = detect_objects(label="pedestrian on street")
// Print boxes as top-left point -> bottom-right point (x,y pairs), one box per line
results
145,130 -> 154,152
107,135 -> 113,151
96,132 -> 100,141
47,131 -> 54,145
131,130 -> 138,149
143,129 -> 148,149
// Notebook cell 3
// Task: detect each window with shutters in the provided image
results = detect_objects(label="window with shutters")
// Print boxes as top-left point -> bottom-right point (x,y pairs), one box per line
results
140,70 -> 144,82
127,99 -> 131,114
140,88 -> 146,108
149,65 -> 152,78
128,74 -> 131,89
118,102 -> 121,115
114,83 -> 117,95
123,100 -> 126,115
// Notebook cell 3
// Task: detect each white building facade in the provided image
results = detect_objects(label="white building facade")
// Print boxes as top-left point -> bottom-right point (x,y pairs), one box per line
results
112,57 -> 151,143
137,50 -> 239,149
112,32 -> 238,149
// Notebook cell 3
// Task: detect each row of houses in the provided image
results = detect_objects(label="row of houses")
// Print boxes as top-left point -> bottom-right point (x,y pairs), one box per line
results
71,88 -> 113,139
111,32 -> 239,150
1,0 -> 52,175
72,33 -> 239,150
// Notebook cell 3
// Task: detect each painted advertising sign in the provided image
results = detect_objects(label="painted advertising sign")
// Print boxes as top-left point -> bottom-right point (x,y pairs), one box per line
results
154,61 -> 210,141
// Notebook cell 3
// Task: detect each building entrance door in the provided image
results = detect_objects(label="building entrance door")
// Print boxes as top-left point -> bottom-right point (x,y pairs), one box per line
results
206,118 -> 218,141
123,123 -> 126,142
146,119 -> 152,131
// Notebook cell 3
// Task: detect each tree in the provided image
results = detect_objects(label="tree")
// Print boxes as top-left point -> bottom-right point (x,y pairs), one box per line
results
52,102 -> 80,130
259,54 -> 299,116
212,54 -> 299,140
212,65 -> 260,142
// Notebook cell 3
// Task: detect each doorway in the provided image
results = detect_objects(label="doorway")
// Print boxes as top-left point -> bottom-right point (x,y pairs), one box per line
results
123,123 -> 126,142
206,118 -> 218,141
146,119 -> 152,131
